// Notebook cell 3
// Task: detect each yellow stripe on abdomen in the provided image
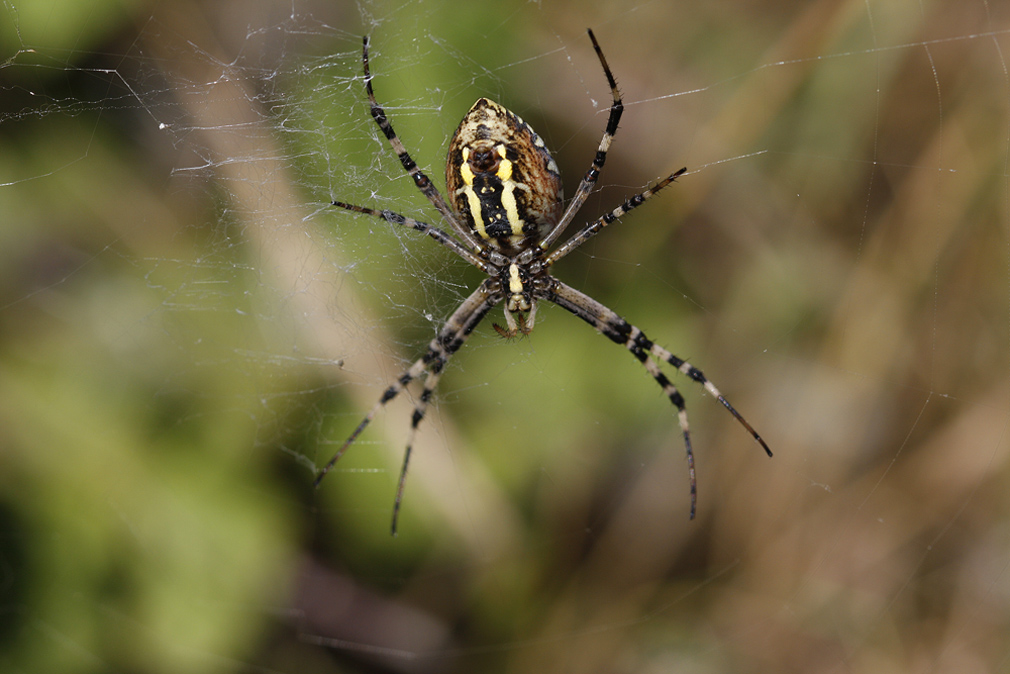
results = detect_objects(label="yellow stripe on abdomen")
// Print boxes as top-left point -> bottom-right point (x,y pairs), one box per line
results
495,146 -> 526,238
459,148 -> 489,240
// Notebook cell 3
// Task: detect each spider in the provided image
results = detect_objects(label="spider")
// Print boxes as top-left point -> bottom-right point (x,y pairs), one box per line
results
316,30 -> 772,535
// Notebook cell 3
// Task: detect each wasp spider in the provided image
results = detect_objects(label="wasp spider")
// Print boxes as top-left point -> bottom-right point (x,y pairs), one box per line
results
317,30 -> 772,534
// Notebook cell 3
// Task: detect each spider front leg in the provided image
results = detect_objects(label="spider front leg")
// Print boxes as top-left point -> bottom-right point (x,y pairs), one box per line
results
315,281 -> 500,535
540,279 -> 771,519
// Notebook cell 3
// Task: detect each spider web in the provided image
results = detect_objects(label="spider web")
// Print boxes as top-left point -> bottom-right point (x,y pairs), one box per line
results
2,0 -> 1010,672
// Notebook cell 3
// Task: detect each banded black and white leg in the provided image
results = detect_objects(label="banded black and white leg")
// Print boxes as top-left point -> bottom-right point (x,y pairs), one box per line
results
540,280 -> 772,519
360,36 -> 485,254
540,29 -> 627,251
315,281 -> 500,535
546,167 -> 687,265
330,201 -> 493,273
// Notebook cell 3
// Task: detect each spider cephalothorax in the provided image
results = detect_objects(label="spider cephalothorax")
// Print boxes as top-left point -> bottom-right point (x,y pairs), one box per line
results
317,30 -> 772,535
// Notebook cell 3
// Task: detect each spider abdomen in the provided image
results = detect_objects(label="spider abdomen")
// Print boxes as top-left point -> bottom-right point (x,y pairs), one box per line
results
446,98 -> 563,254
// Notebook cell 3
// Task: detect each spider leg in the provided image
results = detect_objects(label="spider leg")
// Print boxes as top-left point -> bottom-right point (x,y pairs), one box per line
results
391,358 -> 445,535
648,341 -> 772,458
539,279 -> 771,519
332,201 -> 493,273
315,280 -> 500,535
360,36 -> 486,255
545,167 -> 687,266
639,351 -> 697,516
540,29 -> 625,252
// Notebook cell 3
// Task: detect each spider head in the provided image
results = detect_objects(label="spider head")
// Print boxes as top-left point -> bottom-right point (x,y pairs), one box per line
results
490,262 -> 537,338
504,262 -> 532,312
446,98 -> 563,256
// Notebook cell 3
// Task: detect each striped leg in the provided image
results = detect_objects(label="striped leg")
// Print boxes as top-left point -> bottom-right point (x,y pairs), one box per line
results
540,280 -> 771,519
545,167 -> 687,266
315,280 -> 500,535
360,36 -> 486,254
540,29 -> 626,251
390,359 -> 446,535
332,201 -> 492,274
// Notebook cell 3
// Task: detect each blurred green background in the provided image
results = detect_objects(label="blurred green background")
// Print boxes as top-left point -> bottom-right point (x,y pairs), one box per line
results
3,0 -> 1009,672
